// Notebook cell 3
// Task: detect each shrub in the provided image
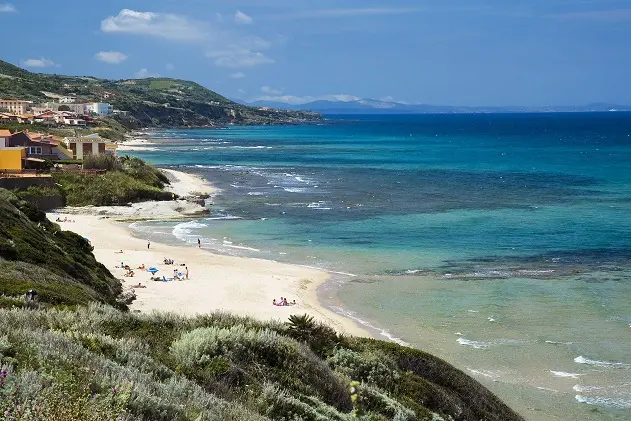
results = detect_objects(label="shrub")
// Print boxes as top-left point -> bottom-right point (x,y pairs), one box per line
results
171,325 -> 352,411
258,383 -> 351,421
328,348 -> 400,390
83,154 -> 123,171
285,314 -> 342,357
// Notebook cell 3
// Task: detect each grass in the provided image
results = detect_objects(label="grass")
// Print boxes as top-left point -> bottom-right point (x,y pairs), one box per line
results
51,156 -> 173,206
0,305 -> 525,421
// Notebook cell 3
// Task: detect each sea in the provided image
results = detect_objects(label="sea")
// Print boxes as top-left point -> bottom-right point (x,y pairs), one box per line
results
125,113 -> 631,421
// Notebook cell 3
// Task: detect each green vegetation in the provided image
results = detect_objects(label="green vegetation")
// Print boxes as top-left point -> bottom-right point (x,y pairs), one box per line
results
0,305 -> 524,421
0,190 -> 523,420
0,116 -> 129,142
0,189 -> 126,309
51,156 -> 172,206
0,59 -> 322,128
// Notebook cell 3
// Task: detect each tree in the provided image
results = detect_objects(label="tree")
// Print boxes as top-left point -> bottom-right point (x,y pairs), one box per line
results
58,105 -> 71,111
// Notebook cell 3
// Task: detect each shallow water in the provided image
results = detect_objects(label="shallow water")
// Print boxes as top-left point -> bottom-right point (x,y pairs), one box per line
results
128,113 -> 631,420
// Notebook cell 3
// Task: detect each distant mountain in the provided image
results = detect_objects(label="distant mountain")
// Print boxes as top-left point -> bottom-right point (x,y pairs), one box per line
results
248,98 -> 631,115
0,59 -> 322,127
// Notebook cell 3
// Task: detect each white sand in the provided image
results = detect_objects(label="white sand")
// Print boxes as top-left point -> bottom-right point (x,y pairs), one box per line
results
49,169 -> 368,337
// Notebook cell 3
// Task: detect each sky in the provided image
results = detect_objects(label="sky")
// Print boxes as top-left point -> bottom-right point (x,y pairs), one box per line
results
1,0 -> 630,106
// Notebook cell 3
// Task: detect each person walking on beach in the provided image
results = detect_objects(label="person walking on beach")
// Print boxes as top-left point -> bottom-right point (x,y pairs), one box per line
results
147,240 -> 150,249
197,238 -> 201,248
185,267 -> 189,280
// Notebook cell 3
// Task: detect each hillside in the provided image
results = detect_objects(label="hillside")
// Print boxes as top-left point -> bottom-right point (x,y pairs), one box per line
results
248,99 -> 631,114
0,189 -> 128,309
0,303 -> 525,421
0,59 -> 322,127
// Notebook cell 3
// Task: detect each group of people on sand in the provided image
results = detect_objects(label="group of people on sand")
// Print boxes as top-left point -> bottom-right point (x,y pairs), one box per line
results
273,297 -> 296,306
55,217 -> 75,223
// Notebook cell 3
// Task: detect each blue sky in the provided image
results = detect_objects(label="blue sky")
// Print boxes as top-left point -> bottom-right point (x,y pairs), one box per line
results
1,0 -> 630,106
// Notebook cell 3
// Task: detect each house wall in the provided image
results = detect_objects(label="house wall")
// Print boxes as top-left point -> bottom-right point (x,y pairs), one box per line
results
86,103 -> 112,116
72,142 -> 104,159
0,100 -> 30,114
0,148 -> 26,170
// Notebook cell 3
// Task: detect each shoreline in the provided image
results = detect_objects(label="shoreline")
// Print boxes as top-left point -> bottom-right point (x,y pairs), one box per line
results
49,169 -> 370,338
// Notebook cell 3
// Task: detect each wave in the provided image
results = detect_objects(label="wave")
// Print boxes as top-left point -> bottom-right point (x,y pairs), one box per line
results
329,306 -> 409,346
575,395 -> 631,409
550,371 -> 582,379
247,192 -> 266,196
573,385 -> 603,392
545,340 -> 575,345
222,243 -> 261,252
457,338 -> 490,349
204,215 -> 242,221
574,356 -> 631,368
172,221 -> 208,241
283,187 -> 308,193
536,387 -> 559,393
457,337 -> 526,349
466,368 -> 501,380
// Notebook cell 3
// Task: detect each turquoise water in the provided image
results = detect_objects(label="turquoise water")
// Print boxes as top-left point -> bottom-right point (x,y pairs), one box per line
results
128,114 -> 631,420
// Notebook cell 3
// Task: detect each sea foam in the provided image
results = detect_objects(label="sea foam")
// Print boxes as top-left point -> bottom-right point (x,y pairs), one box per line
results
574,356 -> 631,369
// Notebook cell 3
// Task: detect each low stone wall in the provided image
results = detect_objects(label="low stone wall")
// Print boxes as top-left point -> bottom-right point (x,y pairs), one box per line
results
0,176 -> 55,190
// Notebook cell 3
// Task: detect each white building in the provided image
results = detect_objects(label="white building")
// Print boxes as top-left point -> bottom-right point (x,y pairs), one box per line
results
86,103 -> 113,116
59,96 -> 76,104
0,99 -> 32,114
64,134 -> 113,159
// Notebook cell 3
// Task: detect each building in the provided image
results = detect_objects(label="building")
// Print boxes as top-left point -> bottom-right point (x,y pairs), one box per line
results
64,134 -> 113,159
6,131 -> 70,161
0,146 -> 26,171
59,96 -> 76,104
0,99 -> 32,114
85,102 -> 113,116
39,102 -> 87,115
0,130 -> 11,147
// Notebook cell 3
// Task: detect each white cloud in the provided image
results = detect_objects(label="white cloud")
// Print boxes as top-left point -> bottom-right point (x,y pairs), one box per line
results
230,72 -> 246,79
207,49 -> 274,68
0,3 -> 16,12
95,51 -> 128,64
265,8 -> 423,20
261,86 -> 282,95
547,9 -> 631,21
135,68 -> 160,78
253,93 -> 360,105
235,10 -> 253,25
101,9 -> 206,41
23,57 -> 56,68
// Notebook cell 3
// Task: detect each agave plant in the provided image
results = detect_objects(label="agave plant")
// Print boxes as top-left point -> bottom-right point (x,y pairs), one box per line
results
285,314 -> 340,357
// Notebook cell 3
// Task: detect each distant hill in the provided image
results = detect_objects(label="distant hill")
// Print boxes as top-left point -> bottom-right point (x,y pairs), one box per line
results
0,59 -> 322,127
248,98 -> 631,115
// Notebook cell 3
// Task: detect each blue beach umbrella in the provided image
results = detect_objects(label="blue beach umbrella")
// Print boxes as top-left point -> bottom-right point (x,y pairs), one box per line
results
148,267 -> 159,274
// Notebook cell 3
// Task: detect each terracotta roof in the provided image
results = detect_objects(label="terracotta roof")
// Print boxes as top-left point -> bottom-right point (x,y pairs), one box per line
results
0,130 -> 11,136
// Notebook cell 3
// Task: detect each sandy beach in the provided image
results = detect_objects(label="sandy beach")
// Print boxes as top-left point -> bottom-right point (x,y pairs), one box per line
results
49,169 -> 368,337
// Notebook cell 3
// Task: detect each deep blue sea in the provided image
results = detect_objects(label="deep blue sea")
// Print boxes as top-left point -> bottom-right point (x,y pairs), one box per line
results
127,113 -> 631,421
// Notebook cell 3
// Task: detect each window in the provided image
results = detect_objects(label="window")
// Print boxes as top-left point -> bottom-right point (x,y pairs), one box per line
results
29,146 -> 42,155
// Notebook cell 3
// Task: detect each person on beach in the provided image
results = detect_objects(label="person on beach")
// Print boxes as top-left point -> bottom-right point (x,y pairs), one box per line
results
185,267 -> 189,279
273,299 -> 277,306
197,238 -> 201,248
147,240 -> 150,249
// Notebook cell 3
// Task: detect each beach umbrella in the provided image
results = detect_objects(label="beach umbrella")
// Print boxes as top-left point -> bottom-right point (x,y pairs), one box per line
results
148,267 -> 159,274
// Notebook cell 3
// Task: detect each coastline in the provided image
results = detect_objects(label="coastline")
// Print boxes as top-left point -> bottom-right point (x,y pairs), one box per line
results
49,169 -> 370,338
